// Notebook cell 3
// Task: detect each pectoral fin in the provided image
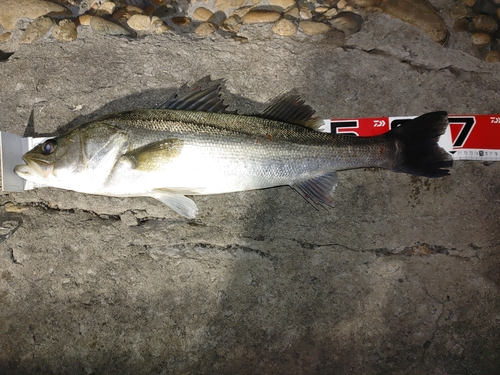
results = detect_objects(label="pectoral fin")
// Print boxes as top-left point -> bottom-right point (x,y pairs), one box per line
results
150,191 -> 198,219
290,172 -> 339,207
127,138 -> 183,171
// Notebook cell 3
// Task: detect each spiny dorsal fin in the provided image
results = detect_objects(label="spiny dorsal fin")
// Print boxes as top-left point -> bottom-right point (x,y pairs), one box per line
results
156,84 -> 229,113
260,95 -> 324,131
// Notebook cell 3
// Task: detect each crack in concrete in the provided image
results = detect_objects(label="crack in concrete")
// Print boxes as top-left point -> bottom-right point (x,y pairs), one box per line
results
341,44 -> 491,75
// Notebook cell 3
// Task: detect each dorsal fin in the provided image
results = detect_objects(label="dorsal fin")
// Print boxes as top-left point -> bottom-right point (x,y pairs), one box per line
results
259,95 -> 324,131
156,84 -> 229,113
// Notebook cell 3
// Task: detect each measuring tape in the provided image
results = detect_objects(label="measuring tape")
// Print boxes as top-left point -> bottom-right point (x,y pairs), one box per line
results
1,114 -> 498,192
323,114 -> 500,162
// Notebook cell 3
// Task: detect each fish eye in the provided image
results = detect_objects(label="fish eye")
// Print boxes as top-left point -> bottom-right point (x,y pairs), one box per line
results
41,139 -> 57,155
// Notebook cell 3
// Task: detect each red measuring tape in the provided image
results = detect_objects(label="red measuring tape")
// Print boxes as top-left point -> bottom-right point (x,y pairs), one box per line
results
325,114 -> 500,161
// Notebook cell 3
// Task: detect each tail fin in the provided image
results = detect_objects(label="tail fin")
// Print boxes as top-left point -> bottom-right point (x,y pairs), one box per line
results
389,111 -> 453,177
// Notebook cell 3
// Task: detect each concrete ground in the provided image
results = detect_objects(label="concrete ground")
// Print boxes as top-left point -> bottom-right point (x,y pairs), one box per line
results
0,2 -> 499,374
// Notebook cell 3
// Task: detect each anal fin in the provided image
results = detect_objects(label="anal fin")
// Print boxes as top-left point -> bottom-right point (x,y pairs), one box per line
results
290,172 -> 339,207
150,191 -> 199,219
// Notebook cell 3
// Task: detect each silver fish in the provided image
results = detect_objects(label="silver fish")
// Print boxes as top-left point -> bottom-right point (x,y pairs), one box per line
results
14,85 -> 452,218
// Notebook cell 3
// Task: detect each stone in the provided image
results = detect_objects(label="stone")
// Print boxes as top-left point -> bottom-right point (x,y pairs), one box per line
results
242,10 -> 282,24
337,0 -> 348,8
449,4 -> 469,19
315,7 -> 330,13
299,5 -> 313,20
172,17 -> 192,27
485,50 -> 500,62
95,1 -> 116,16
329,11 -> 363,35
348,0 -> 380,6
195,22 -> 218,36
324,8 -> 338,18
20,16 -> 55,44
152,0 -> 168,5
78,14 -> 93,26
285,6 -> 300,19
272,18 -> 297,36
0,32 -> 11,42
90,16 -> 134,36
221,15 -> 242,32
52,19 -> 77,42
231,6 -> 253,18
215,0 -> 248,12
127,14 -> 151,31
471,32 -> 491,45
0,0 -> 69,30
472,14 -> 498,33
268,0 -> 297,9
299,20 -> 330,35
378,0 -> 448,44
193,7 -> 214,22
154,23 -> 174,33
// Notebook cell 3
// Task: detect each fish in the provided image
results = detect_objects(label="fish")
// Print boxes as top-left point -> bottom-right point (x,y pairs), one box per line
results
14,85 -> 452,219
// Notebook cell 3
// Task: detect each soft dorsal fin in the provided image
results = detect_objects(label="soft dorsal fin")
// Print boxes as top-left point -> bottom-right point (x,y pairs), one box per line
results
260,95 -> 324,131
156,84 -> 229,113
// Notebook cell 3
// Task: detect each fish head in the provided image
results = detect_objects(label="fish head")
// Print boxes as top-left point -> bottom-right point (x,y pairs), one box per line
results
14,122 -> 129,192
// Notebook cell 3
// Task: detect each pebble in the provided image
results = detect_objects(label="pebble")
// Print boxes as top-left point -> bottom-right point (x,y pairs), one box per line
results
324,8 -> 338,18
127,14 -> 151,31
195,22 -> 218,36
0,32 -> 11,42
78,14 -> 93,26
231,35 -> 248,43
221,15 -> 242,32
193,7 -> 214,22
269,0 -> 296,8
485,50 -> 500,62
20,16 -> 54,44
172,17 -> 192,27
299,5 -> 313,20
272,18 -> 297,36
154,22 -> 174,33
471,32 -> 491,45
0,0 -> 69,30
449,4 -> 469,19
285,6 -> 300,19
90,16 -> 134,36
52,19 -> 77,42
215,0 -> 248,12
350,0 -> 380,6
337,0 -> 348,9
242,10 -> 282,24
329,12 -> 363,35
472,14 -> 498,33
152,0 -> 168,5
95,1 -> 116,16
299,20 -> 330,35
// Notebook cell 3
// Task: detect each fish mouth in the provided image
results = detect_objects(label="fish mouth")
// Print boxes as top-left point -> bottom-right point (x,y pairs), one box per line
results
14,156 -> 53,180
